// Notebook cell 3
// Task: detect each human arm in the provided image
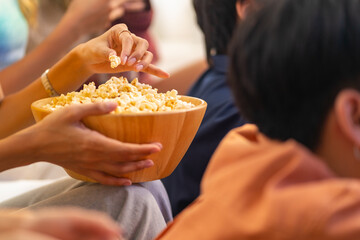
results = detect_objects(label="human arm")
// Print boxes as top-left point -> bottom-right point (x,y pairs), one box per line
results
0,23 -> 169,139
0,24 -> 168,185
0,102 -> 162,185
1,0 -> 128,95
0,208 -> 123,240
152,59 -> 208,94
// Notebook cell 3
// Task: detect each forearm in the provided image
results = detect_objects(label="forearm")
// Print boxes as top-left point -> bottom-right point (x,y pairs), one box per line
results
153,59 -> 208,94
0,16 -> 82,95
0,132 -> 35,171
0,48 -> 92,138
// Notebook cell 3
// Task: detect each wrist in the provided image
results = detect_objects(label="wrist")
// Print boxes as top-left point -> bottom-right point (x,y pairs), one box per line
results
72,44 -> 95,76
41,69 -> 59,97
48,47 -> 93,94
0,131 -> 35,171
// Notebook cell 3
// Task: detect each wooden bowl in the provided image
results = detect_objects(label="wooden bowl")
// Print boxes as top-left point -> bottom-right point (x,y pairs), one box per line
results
31,96 -> 207,183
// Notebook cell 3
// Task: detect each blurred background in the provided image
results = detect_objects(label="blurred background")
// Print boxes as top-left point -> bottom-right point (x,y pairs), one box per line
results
150,0 -> 205,72
26,0 -> 205,75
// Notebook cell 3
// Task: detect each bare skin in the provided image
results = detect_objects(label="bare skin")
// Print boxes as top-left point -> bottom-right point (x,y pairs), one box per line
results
0,24 -> 169,185
0,208 -> 124,240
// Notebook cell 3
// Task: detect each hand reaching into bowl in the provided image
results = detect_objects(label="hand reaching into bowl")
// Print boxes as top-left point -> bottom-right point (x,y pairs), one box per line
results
0,23 -> 169,138
47,23 -> 169,95
77,23 -> 168,76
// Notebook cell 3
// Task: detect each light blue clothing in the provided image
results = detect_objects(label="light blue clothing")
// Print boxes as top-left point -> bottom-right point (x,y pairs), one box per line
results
0,0 -> 28,70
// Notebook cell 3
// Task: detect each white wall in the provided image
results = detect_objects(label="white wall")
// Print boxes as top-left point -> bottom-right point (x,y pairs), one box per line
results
150,0 -> 205,72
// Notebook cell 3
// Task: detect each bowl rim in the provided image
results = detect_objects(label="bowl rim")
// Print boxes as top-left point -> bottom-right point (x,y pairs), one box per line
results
31,95 -> 207,117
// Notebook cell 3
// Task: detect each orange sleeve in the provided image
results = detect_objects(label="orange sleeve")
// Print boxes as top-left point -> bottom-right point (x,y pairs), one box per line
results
156,126 -> 360,240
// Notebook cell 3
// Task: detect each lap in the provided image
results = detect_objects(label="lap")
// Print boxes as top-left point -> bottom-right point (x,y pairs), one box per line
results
0,177 -> 172,240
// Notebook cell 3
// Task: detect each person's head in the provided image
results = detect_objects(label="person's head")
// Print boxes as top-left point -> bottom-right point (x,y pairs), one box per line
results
192,0 -> 264,65
229,0 -> 360,178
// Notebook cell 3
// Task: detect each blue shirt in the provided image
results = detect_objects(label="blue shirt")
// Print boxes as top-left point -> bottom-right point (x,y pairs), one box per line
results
162,55 -> 247,216
0,0 -> 28,70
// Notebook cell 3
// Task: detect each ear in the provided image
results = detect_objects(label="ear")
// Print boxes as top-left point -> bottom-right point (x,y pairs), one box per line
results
236,0 -> 250,20
334,89 -> 360,146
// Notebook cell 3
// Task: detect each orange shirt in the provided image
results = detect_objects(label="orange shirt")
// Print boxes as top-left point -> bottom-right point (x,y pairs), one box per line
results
156,124 -> 360,240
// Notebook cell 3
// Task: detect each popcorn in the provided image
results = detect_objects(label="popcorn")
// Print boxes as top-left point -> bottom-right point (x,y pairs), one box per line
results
43,76 -> 195,113
109,55 -> 121,68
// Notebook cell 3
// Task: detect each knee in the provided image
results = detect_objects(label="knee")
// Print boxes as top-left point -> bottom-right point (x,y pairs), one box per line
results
118,184 -> 163,216
113,185 -> 167,240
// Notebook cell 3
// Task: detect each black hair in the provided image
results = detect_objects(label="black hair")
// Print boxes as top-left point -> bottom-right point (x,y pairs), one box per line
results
193,0 -> 238,65
193,0 -> 266,66
229,0 -> 360,150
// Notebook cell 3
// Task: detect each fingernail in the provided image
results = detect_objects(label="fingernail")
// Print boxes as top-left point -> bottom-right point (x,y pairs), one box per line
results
104,102 -> 117,111
122,56 -> 128,65
153,142 -> 163,150
144,160 -> 154,167
136,65 -> 143,71
123,180 -> 132,186
127,58 -> 136,66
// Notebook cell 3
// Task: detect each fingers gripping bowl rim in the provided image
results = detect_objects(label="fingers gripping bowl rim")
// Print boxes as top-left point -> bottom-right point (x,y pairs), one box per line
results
31,96 -> 207,183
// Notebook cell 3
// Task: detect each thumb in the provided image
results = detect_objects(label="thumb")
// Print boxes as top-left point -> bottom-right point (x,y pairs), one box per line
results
108,49 -> 117,57
64,102 -> 118,122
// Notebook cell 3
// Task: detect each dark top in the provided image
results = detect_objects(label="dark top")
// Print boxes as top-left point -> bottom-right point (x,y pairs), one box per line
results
162,55 -> 247,216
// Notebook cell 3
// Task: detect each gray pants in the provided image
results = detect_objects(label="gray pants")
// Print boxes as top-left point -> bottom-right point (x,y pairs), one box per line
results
0,178 -> 172,240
